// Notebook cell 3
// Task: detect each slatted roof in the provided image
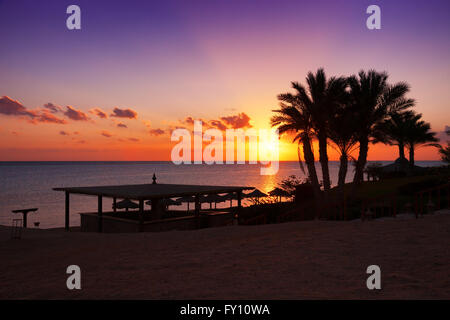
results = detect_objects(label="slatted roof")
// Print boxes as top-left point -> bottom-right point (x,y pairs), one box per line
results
53,183 -> 253,200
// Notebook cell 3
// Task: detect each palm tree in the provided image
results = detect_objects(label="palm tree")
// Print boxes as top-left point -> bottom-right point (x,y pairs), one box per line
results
271,93 -> 321,198
438,129 -> 450,164
328,104 -> 359,189
348,70 -> 414,184
404,115 -> 439,166
291,69 -> 347,192
373,110 -> 417,160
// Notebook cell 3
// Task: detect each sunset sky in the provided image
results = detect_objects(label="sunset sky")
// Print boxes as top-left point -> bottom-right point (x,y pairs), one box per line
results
0,0 -> 449,161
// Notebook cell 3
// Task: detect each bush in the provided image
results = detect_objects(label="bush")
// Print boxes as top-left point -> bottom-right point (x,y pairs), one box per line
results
398,177 -> 447,195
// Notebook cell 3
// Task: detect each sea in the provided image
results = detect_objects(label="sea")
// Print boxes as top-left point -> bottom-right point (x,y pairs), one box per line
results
0,161 -> 444,228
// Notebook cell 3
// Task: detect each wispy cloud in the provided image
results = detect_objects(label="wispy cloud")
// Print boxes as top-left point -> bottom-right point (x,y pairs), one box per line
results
101,130 -> 113,138
89,107 -> 108,119
43,102 -> 63,113
149,128 -> 165,136
0,96 -> 67,124
0,96 -> 37,118
220,112 -> 252,129
64,106 -> 89,121
110,107 -> 138,119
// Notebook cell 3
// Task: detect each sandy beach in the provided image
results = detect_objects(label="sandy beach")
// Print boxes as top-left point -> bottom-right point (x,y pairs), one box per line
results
1,211 -> 449,300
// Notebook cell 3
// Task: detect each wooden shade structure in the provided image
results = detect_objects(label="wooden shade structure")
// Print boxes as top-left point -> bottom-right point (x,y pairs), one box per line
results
54,183 -> 253,232
269,187 -> 290,202
244,189 -> 268,204
113,199 -> 139,212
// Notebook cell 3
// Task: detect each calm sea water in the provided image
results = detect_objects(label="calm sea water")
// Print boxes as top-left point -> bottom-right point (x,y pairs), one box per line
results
0,161 -> 443,228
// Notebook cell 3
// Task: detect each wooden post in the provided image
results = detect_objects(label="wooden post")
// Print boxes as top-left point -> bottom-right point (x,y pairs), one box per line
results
65,191 -> 70,231
23,212 -> 28,229
98,195 -> 103,233
237,191 -> 242,223
195,194 -> 200,217
139,199 -> 144,232
195,194 -> 200,229
113,197 -> 117,213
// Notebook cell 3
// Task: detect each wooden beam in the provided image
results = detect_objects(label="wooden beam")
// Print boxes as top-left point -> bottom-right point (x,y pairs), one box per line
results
113,197 -> 117,213
65,191 -> 70,231
139,199 -> 144,232
98,195 -> 103,233
194,194 -> 200,217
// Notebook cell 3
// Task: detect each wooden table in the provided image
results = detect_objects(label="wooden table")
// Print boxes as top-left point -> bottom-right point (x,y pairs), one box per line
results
11,208 -> 38,228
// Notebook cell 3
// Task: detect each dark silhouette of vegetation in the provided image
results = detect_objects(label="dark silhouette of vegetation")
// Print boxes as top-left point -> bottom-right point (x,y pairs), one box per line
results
347,70 -> 414,184
438,129 -> 450,164
290,69 -> 347,192
271,88 -> 321,199
272,68 -> 440,199
328,101 -> 358,189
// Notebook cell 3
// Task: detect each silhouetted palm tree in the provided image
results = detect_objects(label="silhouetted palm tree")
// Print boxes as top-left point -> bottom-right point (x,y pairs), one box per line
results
373,110 -> 417,160
271,93 -> 321,198
328,104 -> 359,189
291,69 -> 347,191
438,129 -> 450,164
404,115 -> 439,166
348,70 -> 414,184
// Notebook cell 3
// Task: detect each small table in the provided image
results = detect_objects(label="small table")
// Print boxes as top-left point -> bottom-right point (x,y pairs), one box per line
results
12,208 -> 38,228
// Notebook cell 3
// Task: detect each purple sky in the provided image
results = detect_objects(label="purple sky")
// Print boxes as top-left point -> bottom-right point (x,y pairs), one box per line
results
0,0 -> 449,160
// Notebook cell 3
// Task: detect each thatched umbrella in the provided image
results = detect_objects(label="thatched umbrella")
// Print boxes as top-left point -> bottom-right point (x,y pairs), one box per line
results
113,199 -> 139,212
244,189 -> 267,204
202,194 -> 226,209
268,188 -> 290,202
146,198 -> 182,209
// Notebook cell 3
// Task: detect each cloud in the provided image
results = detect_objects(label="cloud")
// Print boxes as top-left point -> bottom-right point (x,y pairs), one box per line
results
101,131 -> 113,138
183,116 -> 195,125
0,97 -> 68,124
110,107 -> 138,119
90,107 -> 108,119
209,119 -> 227,131
128,137 -> 140,142
0,96 -> 37,118
43,103 -> 62,113
32,110 -> 67,124
64,106 -> 89,121
220,112 -> 252,129
149,128 -> 165,136
117,122 -> 127,128
59,130 -> 70,136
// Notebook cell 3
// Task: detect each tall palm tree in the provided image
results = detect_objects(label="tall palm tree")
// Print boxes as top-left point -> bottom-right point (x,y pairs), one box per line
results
373,110 -> 417,160
271,94 -> 321,198
438,129 -> 450,164
328,104 -> 359,189
404,115 -> 439,166
291,69 -> 347,192
348,70 -> 414,184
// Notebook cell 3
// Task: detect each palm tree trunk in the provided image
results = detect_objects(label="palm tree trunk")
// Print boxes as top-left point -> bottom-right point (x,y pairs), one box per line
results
398,143 -> 405,159
318,132 -> 331,191
301,136 -> 321,198
338,153 -> 348,189
409,145 -> 415,166
353,138 -> 369,184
